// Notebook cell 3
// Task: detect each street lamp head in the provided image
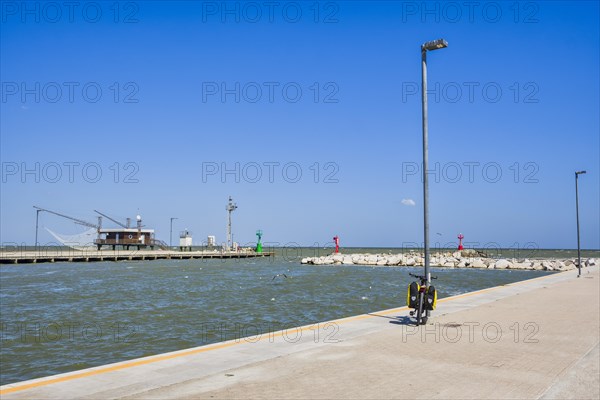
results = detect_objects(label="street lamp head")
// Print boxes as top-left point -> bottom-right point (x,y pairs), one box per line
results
422,39 -> 448,51
576,171 -> 587,175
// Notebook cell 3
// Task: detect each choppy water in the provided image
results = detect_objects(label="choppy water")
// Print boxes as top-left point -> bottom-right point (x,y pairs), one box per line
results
2,247 -> 596,385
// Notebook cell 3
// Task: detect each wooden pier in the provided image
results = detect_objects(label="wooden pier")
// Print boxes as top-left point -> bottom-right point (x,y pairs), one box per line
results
0,249 -> 274,264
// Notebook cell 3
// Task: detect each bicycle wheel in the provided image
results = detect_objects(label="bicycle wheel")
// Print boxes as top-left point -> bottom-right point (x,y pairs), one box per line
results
416,292 -> 424,326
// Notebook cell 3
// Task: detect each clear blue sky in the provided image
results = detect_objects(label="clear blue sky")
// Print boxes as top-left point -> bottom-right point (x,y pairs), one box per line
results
1,1 -> 599,250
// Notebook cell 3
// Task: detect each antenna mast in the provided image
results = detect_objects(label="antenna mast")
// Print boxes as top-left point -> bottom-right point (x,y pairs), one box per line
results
226,196 -> 237,251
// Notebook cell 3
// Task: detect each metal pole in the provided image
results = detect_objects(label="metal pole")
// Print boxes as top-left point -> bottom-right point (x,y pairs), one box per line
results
421,47 -> 430,287
170,217 -> 177,248
35,209 -> 40,249
228,211 -> 232,250
225,197 -> 237,251
575,173 -> 581,277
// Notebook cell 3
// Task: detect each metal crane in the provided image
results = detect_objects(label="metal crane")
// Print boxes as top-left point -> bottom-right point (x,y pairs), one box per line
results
33,206 -> 101,246
94,210 -> 129,229
34,206 -> 99,228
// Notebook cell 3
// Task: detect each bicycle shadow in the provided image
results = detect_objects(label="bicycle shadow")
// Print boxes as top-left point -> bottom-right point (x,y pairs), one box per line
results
367,313 -> 414,326
389,316 -> 414,326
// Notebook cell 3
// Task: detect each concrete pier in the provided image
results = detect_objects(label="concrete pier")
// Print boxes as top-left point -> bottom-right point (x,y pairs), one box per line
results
1,267 -> 598,399
0,249 -> 273,264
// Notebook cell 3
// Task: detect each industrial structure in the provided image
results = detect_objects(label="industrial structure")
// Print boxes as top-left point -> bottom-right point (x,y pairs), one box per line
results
207,235 -> 216,247
33,206 -> 167,250
179,229 -> 193,251
34,197 -> 257,253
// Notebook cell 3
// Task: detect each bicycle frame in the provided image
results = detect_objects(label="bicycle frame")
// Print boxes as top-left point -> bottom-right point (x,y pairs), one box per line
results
408,273 -> 436,325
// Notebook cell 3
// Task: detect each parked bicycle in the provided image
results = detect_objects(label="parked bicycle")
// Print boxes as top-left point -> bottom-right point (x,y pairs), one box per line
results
407,273 -> 438,325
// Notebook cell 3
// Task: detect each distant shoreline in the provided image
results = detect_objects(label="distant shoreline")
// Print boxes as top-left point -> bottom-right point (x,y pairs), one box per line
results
1,246 -> 599,259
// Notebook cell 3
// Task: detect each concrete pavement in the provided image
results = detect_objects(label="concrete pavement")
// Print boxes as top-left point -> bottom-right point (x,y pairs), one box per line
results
1,266 -> 598,399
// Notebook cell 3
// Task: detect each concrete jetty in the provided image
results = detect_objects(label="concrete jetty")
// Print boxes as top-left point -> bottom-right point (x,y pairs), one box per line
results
0,249 -> 273,264
1,266 -> 598,399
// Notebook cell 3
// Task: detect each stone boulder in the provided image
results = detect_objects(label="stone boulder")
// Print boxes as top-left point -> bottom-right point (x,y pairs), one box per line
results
365,255 -> 378,265
332,254 -> 344,263
342,255 -> 354,265
586,258 -> 597,267
542,261 -> 552,270
443,262 -> 455,268
495,259 -> 512,269
511,261 -> 531,270
386,256 -> 401,266
460,249 -> 480,258
352,255 -> 363,264
553,261 -> 565,270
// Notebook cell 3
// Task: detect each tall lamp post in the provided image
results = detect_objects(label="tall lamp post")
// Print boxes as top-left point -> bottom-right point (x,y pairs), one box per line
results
421,38 -> 448,298
575,171 -> 586,277
226,196 -> 238,251
170,217 -> 178,248
35,208 -> 42,249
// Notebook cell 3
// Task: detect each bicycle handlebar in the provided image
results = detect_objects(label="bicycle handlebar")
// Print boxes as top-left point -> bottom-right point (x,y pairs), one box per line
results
409,273 -> 438,280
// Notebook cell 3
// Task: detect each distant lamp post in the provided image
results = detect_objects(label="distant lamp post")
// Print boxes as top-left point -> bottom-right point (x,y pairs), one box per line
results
575,171 -> 586,277
170,217 -> 178,248
421,38 -> 448,288
35,208 -> 42,249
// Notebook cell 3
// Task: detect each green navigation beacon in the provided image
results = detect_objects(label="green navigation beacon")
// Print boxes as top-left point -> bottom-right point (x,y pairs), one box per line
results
256,230 -> 263,253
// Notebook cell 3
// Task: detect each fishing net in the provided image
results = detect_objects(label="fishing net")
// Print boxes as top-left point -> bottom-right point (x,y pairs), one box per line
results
45,227 -> 97,250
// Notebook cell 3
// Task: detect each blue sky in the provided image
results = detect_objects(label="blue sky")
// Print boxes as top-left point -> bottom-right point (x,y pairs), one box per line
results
1,1 -> 599,250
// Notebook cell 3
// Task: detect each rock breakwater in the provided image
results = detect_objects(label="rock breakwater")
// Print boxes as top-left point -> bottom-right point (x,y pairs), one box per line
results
300,250 -> 597,272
